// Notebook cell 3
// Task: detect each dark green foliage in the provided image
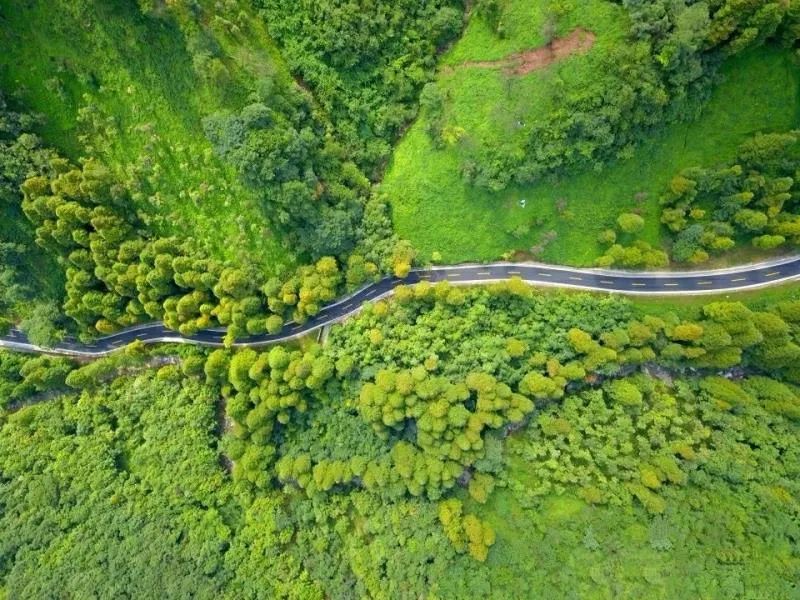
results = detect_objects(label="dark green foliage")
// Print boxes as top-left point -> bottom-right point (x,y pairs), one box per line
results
0,365 -> 486,597
0,350 -> 74,409
3,1 -> 800,596
348,368 -> 533,498
17,300 -> 66,347
0,93 -> 64,318
493,373 -> 800,596
3,283 -> 800,595
18,157 -> 365,341
0,374 -> 232,598
256,0 -> 464,175
515,375 -> 705,511
202,91 -> 366,258
327,280 -> 634,383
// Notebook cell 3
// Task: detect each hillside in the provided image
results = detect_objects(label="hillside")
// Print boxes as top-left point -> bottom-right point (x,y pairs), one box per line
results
1,1 -> 799,598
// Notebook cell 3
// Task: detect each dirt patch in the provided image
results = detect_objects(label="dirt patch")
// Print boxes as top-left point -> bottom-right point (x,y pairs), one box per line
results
456,28 -> 596,76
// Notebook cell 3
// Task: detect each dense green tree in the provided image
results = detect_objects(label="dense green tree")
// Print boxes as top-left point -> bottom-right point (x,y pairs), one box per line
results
256,0 -> 464,175
660,130 -> 799,262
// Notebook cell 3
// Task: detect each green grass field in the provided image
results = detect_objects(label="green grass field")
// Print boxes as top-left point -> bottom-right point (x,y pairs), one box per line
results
382,0 -> 800,266
0,0 -> 295,275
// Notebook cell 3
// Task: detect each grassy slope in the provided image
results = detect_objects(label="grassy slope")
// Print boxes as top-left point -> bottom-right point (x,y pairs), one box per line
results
0,0 -> 294,274
631,280 -> 800,318
382,0 -> 799,266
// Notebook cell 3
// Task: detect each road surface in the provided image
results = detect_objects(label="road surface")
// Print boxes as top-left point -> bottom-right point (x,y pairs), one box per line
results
2,255 -> 799,357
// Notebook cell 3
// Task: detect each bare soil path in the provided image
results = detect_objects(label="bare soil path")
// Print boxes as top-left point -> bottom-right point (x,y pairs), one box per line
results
453,28 -> 596,76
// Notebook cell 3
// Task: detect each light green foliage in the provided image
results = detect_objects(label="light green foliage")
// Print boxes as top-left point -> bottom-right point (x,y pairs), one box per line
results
0,0 -> 408,342
268,257 -> 343,323
221,344 -> 335,489
64,341 -> 149,389
273,367 -> 536,500
327,282 -> 634,384
460,0 -> 797,189
468,472 -> 497,504
0,350 -> 74,410
607,379 -> 643,406
519,371 -> 566,401
742,376 -> 800,420
661,130 -> 800,262
18,300 -> 65,346
595,212 -> 670,267
0,0 -> 294,269
700,377 -> 753,410
438,498 -> 496,561
385,5 -> 799,266
19,156 -> 356,340
656,300 -> 800,372
617,212 -> 645,234
2,281 -> 800,593
513,376 -> 707,508
354,369 -> 533,498
0,373 -> 232,597
0,94 -> 64,320
2,2 -> 800,590
594,240 -> 670,268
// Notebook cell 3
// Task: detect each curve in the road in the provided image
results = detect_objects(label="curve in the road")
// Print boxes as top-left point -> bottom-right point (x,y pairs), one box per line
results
3,255 -> 800,357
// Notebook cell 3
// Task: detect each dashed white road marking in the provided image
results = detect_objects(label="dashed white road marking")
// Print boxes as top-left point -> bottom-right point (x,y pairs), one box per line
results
765,271 -> 781,277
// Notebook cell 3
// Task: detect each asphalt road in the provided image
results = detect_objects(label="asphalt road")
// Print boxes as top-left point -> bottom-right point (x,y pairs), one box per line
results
3,255 -> 800,357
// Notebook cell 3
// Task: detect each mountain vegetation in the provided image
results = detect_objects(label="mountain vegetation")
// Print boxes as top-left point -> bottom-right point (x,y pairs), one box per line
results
1,1 -> 800,597
2,284 -> 800,596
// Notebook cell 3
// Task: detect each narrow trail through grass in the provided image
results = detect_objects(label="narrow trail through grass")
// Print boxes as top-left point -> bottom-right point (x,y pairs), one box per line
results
449,28 -> 596,76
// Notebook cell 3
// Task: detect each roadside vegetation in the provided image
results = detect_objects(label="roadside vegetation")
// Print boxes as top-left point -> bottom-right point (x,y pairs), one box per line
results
0,0 -> 425,342
2,283 -> 800,596
383,2 -> 800,266
2,1 -> 800,596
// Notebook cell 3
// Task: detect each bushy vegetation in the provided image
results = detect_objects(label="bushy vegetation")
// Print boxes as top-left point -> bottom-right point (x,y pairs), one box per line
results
464,0 -> 798,190
660,129 -> 800,263
3,1 -> 800,596
3,284 -> 800,596
0,94 -> 64,323
0,0 -> 296,269
256,0 -> 464,176
1,0 -> 422,343
384,3 -> 800,266
491,371 -> 800,596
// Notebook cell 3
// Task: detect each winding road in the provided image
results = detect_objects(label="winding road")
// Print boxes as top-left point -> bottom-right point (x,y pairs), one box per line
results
2,255 -> 800,357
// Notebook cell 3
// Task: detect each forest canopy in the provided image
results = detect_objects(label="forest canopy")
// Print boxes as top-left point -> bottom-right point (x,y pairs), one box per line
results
1,0 -> 800,597
2,283 -> 800,596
